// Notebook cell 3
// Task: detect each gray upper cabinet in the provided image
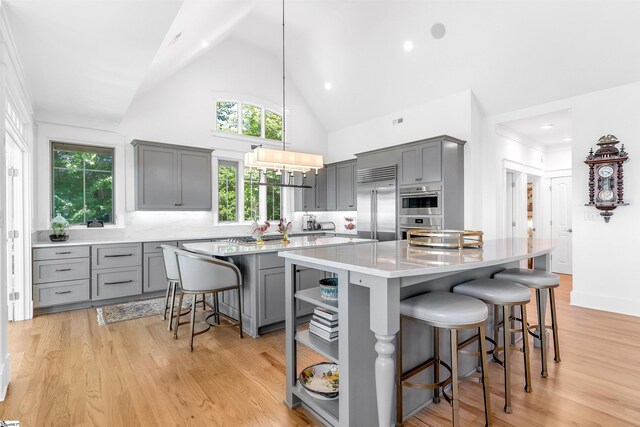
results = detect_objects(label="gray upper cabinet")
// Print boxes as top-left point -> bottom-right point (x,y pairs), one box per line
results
400,142 -> 442,185
336,161 -> 357,210
302,173 -> 316,211
326,165 -> 337,211
133,140 -> 213,211
314,168 -> 327,211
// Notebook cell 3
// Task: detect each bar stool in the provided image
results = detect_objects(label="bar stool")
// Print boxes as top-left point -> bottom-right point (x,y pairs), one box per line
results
453,278 -> 532,413
397,291 -> 492,426
174,250 -> 244,351
161,245 -> 187,331
494,268 -> 561,378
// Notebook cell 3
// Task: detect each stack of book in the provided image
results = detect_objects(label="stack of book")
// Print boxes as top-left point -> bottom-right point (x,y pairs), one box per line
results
309,307 -> 339,342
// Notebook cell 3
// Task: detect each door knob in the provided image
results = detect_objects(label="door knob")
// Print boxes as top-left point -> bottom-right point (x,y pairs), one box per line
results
564,228 -> 573,232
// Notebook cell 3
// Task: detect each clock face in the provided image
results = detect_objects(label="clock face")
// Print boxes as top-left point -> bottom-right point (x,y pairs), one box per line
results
598,189 -> 615,202
598,165 -> 614,178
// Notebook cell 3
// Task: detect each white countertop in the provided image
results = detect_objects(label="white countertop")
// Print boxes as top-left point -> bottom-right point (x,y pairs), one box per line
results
278,238 -> 556,278
31,230 -> 354,248
183,236 -> 374,256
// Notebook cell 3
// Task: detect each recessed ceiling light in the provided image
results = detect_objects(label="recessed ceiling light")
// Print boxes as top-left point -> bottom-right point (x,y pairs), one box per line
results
540,124 -> 554,130
431,23 -> 447,40
563,137 -> 573,142
324,82 -> 332,90
200,40 -> 209,48
403,40 -> 414,52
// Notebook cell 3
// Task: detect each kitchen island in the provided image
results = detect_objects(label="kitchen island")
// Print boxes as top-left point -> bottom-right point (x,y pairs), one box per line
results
183,235 -> 373,337
279,238 -> 555,427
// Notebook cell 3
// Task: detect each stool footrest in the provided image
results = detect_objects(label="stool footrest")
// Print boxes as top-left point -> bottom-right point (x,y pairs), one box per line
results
402,360 -> 452,390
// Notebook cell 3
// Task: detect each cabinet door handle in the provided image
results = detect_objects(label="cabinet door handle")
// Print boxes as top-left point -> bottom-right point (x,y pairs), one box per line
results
104,280 -> 133,285
174,203 -> 182,206
104,254 -> 134,258
56,268 -> 71,272
348,204 -> 354,207
55,291 -> 71,295
55,251 -> 72,255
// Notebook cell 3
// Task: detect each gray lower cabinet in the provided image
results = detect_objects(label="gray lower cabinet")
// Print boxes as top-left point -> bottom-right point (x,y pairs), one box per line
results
92,266 -> 142,301
92,243 -> 142,270
258,267 -> 287,326
32,245 -> 91,309
142,240 -> 178,293
132,140 -> 213,211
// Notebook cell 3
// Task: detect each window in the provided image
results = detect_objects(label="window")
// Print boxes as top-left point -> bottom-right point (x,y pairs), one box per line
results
265,110 -> 283,141
215,99 -> 282,141
244,168 -> 260,221
218,161 -> 238,222
52,142 -> 114,224
242,104 -> 262,137
216,101 -> 238,134
265,170 -> 281,220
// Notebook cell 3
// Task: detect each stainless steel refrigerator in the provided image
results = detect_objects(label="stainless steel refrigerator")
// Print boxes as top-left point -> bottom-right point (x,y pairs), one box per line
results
357,166 -> 397,241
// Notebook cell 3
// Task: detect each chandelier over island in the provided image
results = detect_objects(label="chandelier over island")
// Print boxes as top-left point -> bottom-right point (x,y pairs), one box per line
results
244,0 -> 324,187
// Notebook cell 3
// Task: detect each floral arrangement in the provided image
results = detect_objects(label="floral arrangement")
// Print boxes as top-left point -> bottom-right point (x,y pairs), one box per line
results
250,220 -> 271,243
344,216 -> 356,231
277,218 -> 293,242
50,214 -> 70,242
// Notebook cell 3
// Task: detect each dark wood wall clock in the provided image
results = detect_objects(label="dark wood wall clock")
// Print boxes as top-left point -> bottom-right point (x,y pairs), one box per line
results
584,134 -> 629,222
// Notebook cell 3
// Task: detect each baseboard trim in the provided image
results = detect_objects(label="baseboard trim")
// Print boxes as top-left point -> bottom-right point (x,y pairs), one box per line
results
0,353 -> 10,401
570,291 -> 640,317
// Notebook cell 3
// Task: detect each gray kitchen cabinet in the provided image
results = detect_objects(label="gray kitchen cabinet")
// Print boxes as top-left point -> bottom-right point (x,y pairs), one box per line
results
143,254 -> 167,293
258,267 -> 286,326
132,140 -> 213,211
303,172 -> 316,211
326,165 -> 337,211
336,161 -> 357,210
314,168 -> 327,211
92,266 -> 142,301
400,142 -> 442,185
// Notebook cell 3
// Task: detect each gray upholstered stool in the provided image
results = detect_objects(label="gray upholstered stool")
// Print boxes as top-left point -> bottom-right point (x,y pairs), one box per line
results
494,268 -> 561,378
397,291 -> 492,427
453,278 -> 532,413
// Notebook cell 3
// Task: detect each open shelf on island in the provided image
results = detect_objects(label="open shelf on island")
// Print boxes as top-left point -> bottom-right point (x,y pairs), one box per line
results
295,287 -> 338,313
294,381 -> 339,426
296,329 -> 339,363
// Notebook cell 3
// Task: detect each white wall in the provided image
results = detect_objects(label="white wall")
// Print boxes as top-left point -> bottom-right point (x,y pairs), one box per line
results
485,81 -> 640,317
33,39 -> 327,239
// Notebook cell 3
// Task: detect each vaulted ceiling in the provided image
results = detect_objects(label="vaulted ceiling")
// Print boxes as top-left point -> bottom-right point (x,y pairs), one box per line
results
6,0 -> 640,132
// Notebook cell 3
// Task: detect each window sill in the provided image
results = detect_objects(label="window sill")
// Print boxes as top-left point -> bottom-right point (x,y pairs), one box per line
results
211,130 -> 287,147
67,224 -> 124,230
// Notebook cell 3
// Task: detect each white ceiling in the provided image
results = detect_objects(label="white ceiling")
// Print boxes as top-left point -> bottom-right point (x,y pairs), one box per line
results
6,1 -> 640,132
4,0 -> 182,125
500,109 -> 572,147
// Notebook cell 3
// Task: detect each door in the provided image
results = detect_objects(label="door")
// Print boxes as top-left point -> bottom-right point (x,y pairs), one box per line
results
400,148 -> 420,185
137,145 -> 178,209
179,151 -> 212,209
551,176 -> 572,274
6,134 -> 23,322
326,165 -> 337,211
336,162 -> 356,210
506,172 -> 516,239
302,173 -> 315,211
420,143 -> 442,183
374,181 -> 397,241
314,168 -> 327,211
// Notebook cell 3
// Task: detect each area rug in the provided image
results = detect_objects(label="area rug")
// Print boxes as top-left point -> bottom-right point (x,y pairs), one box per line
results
97,297 -> 191,325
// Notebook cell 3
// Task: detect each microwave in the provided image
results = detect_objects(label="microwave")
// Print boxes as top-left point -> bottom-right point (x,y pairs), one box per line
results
399,185 -> 442,216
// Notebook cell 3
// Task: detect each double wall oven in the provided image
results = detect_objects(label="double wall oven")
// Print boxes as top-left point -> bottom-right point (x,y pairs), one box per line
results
399,185 -> 443,239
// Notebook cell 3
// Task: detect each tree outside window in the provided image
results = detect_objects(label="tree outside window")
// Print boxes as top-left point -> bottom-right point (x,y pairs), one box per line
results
265,170 -> 281,220
216,101 -> 238,134
242,104 -> 262,137
265,110 -> 283,141
52,142 -> 114,225
244,168 -> 260,221
218,161 -> 238,222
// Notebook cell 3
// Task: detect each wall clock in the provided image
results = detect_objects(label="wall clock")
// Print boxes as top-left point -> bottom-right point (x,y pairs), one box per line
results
584,134 -> 629,222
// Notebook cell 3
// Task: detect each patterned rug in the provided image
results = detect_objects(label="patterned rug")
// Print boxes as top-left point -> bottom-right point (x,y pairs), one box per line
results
97,297 -> 191,325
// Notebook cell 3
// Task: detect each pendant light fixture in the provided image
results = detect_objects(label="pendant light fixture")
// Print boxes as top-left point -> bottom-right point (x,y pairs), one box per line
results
244,0 -> 324,185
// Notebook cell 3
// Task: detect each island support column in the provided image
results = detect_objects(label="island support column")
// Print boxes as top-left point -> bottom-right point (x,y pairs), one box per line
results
368,276 -> 401,427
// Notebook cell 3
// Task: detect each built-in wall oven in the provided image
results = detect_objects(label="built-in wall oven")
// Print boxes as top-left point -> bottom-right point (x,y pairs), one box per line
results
399,216 -> 442,240
399,185 -> 442,216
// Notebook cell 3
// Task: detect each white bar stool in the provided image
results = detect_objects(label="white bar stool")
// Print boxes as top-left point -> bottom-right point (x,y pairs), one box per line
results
397,291 -> 493,427
494,268 -> 561,378
453,278 -> 533,413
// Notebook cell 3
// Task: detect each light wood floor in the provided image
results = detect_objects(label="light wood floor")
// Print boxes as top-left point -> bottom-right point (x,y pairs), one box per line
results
1,275 -> 639,426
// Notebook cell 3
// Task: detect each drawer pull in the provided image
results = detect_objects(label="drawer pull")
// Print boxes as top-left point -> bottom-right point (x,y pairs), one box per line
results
155,246 -> 162,249
104,254 -> 134,258
55,291 -> 72,295
56,251 -> 72,255
104,280 -> 133,285
56,268 -> 72,272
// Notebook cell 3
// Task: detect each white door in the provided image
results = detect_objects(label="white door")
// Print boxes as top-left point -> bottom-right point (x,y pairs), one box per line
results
551,176 -> 572,274
506,172 -> 516,239
5,134 -> 23,321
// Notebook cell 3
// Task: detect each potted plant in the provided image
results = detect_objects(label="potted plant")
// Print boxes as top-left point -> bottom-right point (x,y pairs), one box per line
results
50,214 -> 70,242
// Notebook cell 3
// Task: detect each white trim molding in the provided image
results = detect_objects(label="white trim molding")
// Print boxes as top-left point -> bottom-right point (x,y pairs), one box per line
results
571,291 -> 640,318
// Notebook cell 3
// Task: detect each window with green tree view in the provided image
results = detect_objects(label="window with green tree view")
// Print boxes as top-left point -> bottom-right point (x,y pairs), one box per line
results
244,168 -> 259,221
218,161 -> 238,222
265,170 -> 281,220
52,142 -> 114,224
215,100 -> 282,141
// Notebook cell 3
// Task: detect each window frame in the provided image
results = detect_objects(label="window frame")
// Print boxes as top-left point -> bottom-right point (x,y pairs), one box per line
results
213,98 -> 285,145
50,141 -> 116,225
